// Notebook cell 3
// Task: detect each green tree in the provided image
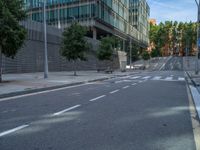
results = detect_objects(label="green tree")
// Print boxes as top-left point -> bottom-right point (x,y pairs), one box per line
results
60,22 -> 88,76
97,36 -> 115,61
0,0 -> 27,82
142,51 -> 150,60
151,49 -> 160,58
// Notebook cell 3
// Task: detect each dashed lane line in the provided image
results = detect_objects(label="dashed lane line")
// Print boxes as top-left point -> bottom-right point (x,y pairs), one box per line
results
0,125 -> 29,137
89,95 -> 106,102
122,86 -> 130,89
110,90 -> 119,94
53,105 -> 81,116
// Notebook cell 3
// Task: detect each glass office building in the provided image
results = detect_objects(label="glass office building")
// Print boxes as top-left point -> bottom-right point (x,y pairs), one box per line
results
129,0 -> 150,45
24,0 -> 149,47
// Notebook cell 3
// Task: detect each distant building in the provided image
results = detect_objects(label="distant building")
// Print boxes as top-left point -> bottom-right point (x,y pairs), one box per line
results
149,19 -> 157,25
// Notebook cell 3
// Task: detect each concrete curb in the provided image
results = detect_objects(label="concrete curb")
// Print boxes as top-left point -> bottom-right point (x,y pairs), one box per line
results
0,77 -> 113,99
186,71 -> 200,87
185,72 -> 200,121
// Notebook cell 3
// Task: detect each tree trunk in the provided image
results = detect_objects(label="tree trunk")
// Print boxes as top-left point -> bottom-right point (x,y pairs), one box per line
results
0,46 -> 3,83
73,60 -> 77,76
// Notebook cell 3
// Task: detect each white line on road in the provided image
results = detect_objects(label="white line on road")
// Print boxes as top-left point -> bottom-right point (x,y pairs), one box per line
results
122,86 -> 130,89
115,80 -> 123,84
164,77 -> 173,81
130,76 -> 141,79
53,105 -> 81,116
178,77 -> 185,81
142,76 -> 151,79
110,90 -> 119,94
89,95 -> 106,102
0,84 -> 89,102
0,125 -> 29,137
152,76 -> 162,80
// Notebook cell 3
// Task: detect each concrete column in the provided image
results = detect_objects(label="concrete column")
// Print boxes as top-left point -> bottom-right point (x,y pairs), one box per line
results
92,27 -> 97,40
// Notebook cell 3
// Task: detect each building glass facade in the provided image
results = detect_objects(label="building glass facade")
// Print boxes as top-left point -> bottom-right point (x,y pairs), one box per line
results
24,0 -> 149,47
129,0 -> 150,45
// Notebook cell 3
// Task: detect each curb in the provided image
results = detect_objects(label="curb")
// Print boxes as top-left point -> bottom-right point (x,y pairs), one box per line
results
0,76 -> 113,99
185,72 -> 200,121
186,71 -> 200,87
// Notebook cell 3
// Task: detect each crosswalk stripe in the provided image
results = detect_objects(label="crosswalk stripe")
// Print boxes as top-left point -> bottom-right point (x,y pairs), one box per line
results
164,77 -> 173,81
142,76 -> 151,79
152,76 -> 162,80
130,76 -> 141,79
178,77 -> 185,81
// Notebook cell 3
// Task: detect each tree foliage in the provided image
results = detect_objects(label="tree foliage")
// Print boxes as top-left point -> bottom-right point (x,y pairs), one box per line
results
60,22 -> 88,61
151,49 -> 161,58
0,0 -> 27,82
97,36 -> 115,61
149,21 -> 196,56
60,22 -> 88,75
142,51 -> 150,60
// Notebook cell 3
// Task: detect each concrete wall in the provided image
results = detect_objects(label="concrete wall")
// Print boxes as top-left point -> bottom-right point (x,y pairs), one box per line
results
2,20 -> 119,74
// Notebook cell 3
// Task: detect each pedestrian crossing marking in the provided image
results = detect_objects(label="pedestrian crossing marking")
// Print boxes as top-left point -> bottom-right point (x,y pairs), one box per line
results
114,75 -> 185,84
152,76 -> 162,80
142,76 -> 151,79
130,76 -> 141,79
178,77 -> 185,81
164,77 -> 173,81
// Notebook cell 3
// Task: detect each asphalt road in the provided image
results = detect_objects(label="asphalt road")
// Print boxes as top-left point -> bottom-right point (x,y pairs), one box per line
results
0,68 -> 196,150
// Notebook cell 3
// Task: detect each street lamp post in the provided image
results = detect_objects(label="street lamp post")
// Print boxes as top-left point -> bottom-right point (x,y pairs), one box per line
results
129,38 -> 132,69
43,0 -> 48,79
195,0 -> 200,74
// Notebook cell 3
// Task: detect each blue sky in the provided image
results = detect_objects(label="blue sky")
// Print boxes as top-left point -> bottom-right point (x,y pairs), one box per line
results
147,0 -> 197,24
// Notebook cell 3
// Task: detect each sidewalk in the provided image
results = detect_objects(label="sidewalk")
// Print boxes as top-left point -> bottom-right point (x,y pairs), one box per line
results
0,70 -> 137,99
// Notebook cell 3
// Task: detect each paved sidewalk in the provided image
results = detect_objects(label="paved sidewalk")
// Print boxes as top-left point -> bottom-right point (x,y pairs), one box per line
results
0,71 -> 137,98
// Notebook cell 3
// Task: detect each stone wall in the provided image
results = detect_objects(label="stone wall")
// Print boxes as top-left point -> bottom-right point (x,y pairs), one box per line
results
2,20 -> 119,74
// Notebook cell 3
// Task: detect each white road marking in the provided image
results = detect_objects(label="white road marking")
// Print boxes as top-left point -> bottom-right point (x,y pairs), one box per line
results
122,86 -> 130,89
0,125 -> 29,137
178,77 -> 185,81
132,83 -> 137,86
130,76 -> 141,79
89,95 -> 106,102
110,90 -> 119,94
152,76 -> 162,80
53,105 -> 81,116
115,80 -> 123,84
142,76 -> 151,79
0,83 -> 90,102
164,77 -> 173,81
